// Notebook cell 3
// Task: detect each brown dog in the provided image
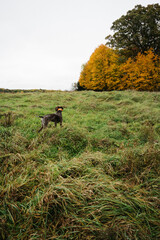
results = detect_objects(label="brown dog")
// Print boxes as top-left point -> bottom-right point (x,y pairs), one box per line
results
38,106 -> 63,132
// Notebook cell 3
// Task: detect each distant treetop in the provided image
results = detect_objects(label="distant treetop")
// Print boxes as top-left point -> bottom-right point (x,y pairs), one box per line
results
105,4 -> 160,58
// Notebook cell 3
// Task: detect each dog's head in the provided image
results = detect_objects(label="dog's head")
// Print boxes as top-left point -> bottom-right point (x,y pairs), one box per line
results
55,106 -> 63,112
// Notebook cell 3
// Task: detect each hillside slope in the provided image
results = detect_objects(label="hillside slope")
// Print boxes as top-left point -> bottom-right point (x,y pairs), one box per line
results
0,90 -> 160,239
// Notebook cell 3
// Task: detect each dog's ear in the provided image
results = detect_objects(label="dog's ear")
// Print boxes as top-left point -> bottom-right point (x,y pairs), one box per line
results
55,106 -> 58,111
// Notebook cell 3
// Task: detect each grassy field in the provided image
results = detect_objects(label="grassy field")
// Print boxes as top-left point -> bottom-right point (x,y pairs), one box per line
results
0,90 -> 160,240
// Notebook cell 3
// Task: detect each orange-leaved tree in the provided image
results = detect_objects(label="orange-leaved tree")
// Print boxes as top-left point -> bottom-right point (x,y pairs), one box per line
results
78,44 -> 119,91
120,49 -> 160,91
78,46 -> 160,91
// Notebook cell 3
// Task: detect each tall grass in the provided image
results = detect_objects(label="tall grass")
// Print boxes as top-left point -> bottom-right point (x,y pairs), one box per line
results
0,90 -> 160,239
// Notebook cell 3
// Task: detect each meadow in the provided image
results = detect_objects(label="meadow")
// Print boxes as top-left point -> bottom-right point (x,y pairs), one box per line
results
0,90 -> 160,240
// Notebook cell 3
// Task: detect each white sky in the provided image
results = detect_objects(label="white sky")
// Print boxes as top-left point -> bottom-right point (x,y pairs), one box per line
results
0,0 -> 159,90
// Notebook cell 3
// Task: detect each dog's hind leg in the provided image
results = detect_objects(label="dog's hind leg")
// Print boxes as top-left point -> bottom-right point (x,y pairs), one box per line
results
38,117 -> 48,132
38,126 -> 43,133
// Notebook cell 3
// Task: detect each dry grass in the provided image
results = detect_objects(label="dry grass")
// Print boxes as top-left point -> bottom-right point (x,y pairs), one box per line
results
0,90 -> 160,239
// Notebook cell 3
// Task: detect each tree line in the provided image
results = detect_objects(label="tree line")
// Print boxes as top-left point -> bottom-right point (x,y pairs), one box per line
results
78,4 -> 160,91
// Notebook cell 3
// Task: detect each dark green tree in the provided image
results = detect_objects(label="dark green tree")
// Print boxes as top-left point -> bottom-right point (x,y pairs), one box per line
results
105,4 -> 160,58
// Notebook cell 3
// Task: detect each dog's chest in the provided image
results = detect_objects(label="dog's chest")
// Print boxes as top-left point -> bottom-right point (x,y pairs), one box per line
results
51,114 -> 62,122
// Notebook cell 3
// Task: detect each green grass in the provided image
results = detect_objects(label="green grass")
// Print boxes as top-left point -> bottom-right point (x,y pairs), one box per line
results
0,90 -> 160,239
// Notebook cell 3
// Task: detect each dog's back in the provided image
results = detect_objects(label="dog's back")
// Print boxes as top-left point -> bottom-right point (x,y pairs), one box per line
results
39,114 -> 61,123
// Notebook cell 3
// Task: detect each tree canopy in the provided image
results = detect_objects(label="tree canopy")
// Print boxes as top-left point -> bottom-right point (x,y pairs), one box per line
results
78,45 -> 119,91
78,45 -> 160,91
105,4 -> 160,58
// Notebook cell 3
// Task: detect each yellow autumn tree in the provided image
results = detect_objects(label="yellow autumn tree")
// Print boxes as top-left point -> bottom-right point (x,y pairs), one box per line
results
78,45 -> 160,91
120,49 -> 160,91
104,58 -> 122,91
78,45 -> 119,90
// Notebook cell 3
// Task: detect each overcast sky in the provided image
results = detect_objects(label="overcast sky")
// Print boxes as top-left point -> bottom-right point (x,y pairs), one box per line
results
0,0 -> 159,90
